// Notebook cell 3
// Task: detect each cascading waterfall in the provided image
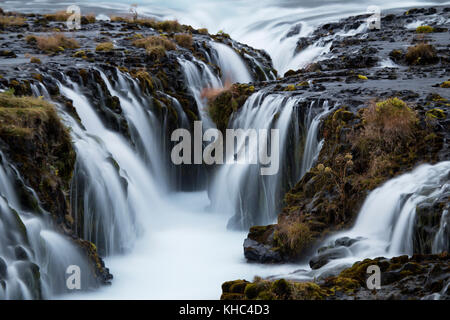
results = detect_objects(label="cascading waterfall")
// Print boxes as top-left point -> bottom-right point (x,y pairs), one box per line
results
0,150 -> 95,299
32,77 -> 166,256
208,42 -> 253,83
300,101 -> 334,177
97,70 -> 172,189
209,90 -> 303,229
308,161 -> 450,278
177,56 -> 222,128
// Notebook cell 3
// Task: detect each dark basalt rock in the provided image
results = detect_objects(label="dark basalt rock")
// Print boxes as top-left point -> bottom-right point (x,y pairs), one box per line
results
0,257 -> 7,279
14,245 -> 29,261
225,253 -> 450,300
244,238 -> 282,263
309,246 -> 350,270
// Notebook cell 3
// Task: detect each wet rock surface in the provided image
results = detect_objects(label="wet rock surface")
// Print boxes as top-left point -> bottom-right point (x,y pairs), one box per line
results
222,253 -> 450,300
240,6 -> 450,264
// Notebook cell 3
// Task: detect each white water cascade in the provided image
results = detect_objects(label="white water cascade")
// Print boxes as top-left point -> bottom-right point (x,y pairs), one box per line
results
300,101 -> 335,177
208,42 -> 253,83
209,90 -> 303,229
306,161 -> 450,278
0,150 -> 95,299
177,57 -> 222,128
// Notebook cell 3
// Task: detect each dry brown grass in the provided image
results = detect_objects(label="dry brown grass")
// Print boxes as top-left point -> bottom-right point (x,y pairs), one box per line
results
44,11 -> 95,23
95,42 -> 114,52
0,92 -> 57,137
133,35 -> 176,59
133,35 -> 176,50
30,34 -> 80,53
0,14 -> 26,27
44,10 -> 70,21
174,33 -> 193,48
30,56 -> 41,64
111,16 -> 183,32
274,215 -> 313,254
361,98 -> 417,146
201,79 -> 232,101
405,43 -> 438,65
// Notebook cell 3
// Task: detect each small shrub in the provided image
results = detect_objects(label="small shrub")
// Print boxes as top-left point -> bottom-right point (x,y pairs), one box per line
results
358,74 -> 368,80
174,33 -> 193,48
274,215 -> 313,255
0,14 -> 26,27
30,57 -> 41,64
155,20 -> 182,32
440,81 -> 450,88
362,98 -> 417,145
416,25 -> 434,33
44,10 -> 70,21
110,16 -> 182,32
389,49 -> 404,61
25,34 -> 37,44
405,43 -> 438,65
284,84 -> 296,91
34,34 -> 80,53
95,42 -> 114,52
197,28 -> 208,35
133,35 -> 175,51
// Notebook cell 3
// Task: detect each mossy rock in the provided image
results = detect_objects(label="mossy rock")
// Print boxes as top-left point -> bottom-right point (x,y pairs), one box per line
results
416,25 -> 434,33
426,108 -> 446,119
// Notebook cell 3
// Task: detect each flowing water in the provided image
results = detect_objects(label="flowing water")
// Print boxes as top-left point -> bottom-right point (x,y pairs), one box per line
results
286,162 -> 450,282
0,150 -> 95,299
4,0 -> 450,74
209,90 -> 304,229
2,0 -> 449,299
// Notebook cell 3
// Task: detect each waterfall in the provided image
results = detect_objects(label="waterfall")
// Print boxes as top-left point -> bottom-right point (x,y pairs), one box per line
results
98,70 -> 172,189
208,42 -> 253,83
0,150 -> 95,299
300,101 -> 334,177
209,90 -> 303,229
177,56 -> 222,128
32,76 -> 167,256
310,161 -> 450,277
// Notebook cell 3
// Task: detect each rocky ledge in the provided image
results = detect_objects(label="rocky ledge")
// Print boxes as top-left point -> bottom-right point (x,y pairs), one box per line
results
222,253 -> 450,300
221,6 -> 449,299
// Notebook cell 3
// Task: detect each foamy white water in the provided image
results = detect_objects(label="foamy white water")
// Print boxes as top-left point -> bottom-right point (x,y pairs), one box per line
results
62,192 -> 299,300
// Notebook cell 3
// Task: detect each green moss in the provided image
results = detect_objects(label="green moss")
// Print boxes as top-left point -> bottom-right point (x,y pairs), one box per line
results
272,279 -> 291,297
131,70 -> 155,94
416,25 -> 434,33
426,108 -> 445,119
96,42 -> 114,52
440,81 -> 450,88
207,84 -> 255,132
284,84 -> 296,91
73,50 -> 87,58
0,92 -> 75,220
30,57 -> 41,64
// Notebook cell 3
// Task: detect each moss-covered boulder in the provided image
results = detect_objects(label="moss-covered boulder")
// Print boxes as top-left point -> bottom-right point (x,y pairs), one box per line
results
0,92 -> 75,226
207,83 -> 255,132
